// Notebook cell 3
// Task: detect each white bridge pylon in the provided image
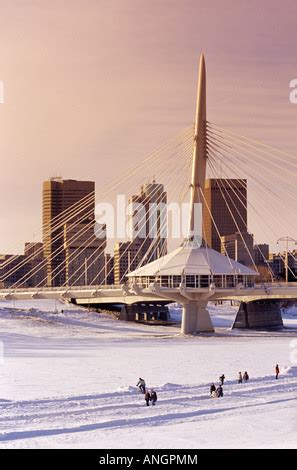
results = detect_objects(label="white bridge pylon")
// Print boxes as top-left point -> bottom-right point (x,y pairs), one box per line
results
127,55 -> 259,334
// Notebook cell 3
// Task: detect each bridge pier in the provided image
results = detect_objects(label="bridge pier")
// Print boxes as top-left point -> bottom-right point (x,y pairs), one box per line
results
181,300 -> 214,334
232,300 -> 284,329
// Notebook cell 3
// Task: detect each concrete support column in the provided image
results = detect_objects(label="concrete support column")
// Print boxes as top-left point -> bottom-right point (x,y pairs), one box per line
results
181,300 -> 214,334
232,300 -> 284,329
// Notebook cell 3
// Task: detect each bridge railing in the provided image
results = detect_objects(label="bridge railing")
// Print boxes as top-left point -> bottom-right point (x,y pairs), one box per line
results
1,282 -> 297,296
258,282 -> 297,289
0,284 -> 124,293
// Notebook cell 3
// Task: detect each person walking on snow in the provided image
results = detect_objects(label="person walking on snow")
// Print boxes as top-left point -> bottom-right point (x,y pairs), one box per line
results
275,364 -> 280,380
136,378 -> 146,393
210,383 -> 216,396
150,389 -> 157,405
144,389 -> 151,406
219,374 -> 225,385
238,372 -> 243,384
216,385 -> 223,398
243,371 -> 249,383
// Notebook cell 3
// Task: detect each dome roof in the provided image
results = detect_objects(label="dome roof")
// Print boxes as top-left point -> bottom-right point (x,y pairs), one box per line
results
128,241 -> 258,277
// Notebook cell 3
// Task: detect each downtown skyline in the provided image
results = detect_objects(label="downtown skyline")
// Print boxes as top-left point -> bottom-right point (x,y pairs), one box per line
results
0,0 -> 297,253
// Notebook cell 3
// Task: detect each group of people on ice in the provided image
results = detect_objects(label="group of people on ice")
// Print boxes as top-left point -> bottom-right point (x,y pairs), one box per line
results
136,378 -> 157,406
136,365 -> 280,405
237,371 -> 249,384
210,382 -> 223,398
209,373 -> 226,398
210,364 -> 280,398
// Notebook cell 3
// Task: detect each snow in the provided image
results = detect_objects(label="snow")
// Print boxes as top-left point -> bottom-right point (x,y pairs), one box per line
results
0,299 -> 297,449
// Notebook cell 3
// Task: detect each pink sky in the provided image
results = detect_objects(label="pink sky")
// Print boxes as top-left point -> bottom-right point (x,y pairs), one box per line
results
0,0 -> 296,252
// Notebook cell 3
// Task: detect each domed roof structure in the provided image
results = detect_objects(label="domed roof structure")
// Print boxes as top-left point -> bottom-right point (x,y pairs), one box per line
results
128,238 -> 257,279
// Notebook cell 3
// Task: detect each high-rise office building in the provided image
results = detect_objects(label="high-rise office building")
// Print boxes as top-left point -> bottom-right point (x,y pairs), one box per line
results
104,253 -> 114,285
0,242 -> 46,288
203,178 -> 247,253
0,253 -> 30,288
24,242 -> 47,287
114,239 -> 143,285
64,222 -> 106,286
269,250 -> 297,281
42,177 -> 106,287
254,244 -> 269,266
114,181 -> 167,284
129,181 -> 167,261
221,232 -> 254,266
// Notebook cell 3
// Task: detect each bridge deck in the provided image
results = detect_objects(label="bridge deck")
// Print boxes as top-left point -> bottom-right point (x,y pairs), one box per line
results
1,283 -> 297,303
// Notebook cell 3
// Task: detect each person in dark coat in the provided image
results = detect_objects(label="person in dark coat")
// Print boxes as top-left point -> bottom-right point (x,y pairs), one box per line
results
275,364 -> 280,380
136,378 -> 146,393
210,383 -> 216,396
219,374 -> 225,385
150,389 -> 157,405
144,389 -> 151,406
238,372 -> 243,384
216,385 -> 223,397
243,371 -> 249,382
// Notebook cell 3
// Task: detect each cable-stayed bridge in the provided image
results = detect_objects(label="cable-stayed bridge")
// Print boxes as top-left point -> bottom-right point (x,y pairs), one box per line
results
1,55 -> 297,334
1,282 -> 297,304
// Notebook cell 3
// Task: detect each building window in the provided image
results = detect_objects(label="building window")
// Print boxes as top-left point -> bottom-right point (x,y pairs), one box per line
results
185,275 -> 195,287
172,276 -> 181,287
200,275 -> 210,287
213,275 -> 223,288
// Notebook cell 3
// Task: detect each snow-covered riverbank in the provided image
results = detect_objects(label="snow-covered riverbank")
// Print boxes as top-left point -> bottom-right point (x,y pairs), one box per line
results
0,300 -> 296,449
